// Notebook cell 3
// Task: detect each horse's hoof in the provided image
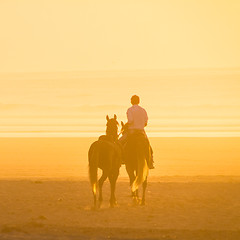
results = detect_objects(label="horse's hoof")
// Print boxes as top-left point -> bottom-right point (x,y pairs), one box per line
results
110,202 -> 115,208
91,206 -> 97,211
132,197 -> 139,206
110,200 -> 117,208
141,200 -> 146,206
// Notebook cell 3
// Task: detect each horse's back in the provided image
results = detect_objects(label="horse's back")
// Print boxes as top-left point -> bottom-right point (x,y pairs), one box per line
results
89,138 -> 121,170
88,141 -> 98,161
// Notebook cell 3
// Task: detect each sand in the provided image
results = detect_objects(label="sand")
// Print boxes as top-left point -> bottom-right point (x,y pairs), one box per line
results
1,178 -> 240,240
1,137 -> 240,239
1,137 -> 240,179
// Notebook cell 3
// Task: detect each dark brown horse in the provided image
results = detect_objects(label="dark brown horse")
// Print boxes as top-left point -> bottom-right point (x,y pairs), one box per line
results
88,115 -> 122,208
120,122 -> 149,205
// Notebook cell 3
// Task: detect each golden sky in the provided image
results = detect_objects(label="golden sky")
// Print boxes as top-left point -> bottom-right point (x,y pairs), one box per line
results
0,0 -> 240,72
0,1 -> 240,137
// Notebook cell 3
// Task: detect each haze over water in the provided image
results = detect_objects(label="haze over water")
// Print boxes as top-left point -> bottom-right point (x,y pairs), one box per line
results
1,69 -> 240,138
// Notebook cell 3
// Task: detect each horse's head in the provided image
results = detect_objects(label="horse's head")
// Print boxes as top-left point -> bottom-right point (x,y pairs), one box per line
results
106,114 -> 119,140
120,121 -> 129,136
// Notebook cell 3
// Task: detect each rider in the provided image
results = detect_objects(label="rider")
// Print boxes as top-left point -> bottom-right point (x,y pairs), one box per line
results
120,95 -> 154,169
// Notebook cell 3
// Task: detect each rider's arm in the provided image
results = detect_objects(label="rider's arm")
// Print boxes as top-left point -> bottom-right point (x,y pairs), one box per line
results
144,109 -> 148,127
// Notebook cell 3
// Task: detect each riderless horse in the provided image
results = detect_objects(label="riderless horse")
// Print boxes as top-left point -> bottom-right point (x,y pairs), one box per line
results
88,115 -> 122,208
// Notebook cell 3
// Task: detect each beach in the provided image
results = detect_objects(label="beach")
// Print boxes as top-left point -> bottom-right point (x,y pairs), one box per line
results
1,178 -> 240,240
1,137 -> 240,178
1,137 -> 240,239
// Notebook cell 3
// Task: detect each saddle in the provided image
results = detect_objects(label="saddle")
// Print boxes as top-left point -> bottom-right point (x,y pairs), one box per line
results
128,130 -> 148,145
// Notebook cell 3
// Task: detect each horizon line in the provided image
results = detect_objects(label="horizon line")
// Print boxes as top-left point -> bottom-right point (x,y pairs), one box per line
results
1,67 -> 240,75
1,132 -> 240,138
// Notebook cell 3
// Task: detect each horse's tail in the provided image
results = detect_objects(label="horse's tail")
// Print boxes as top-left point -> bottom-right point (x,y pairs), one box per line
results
88,142 -> 99,203
131,145 -> 149,192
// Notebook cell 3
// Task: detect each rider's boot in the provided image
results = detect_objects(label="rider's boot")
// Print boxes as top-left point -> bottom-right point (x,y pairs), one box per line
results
146,146 -> 155,169
148,153 -> 155,169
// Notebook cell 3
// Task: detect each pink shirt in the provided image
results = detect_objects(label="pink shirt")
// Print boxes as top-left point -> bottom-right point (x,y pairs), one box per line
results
127,104 -> 148,130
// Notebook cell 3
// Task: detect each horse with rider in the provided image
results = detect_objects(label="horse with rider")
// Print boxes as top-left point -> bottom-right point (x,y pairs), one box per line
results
88,95 -> 154,208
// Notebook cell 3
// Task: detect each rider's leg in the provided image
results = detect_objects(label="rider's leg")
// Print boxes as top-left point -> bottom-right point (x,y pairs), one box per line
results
118,133 -> 128,145
143,132 -> 154,169
118,133 -> 128,164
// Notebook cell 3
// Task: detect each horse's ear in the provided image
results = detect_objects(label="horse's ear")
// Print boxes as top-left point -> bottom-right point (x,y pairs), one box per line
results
121,121 -> 124,127
114,114 -> 117,120
106,115 -> 109,121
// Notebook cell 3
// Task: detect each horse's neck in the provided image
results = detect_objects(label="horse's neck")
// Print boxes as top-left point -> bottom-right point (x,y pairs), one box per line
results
106,132 -> 118,142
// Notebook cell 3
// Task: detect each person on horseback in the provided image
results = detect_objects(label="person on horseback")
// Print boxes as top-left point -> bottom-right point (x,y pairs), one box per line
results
120,95 -> 154,169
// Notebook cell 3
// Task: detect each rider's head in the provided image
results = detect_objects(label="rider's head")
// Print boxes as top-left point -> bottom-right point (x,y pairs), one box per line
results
131,95 -> 140,105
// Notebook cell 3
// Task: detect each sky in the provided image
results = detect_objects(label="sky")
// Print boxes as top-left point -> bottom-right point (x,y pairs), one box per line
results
0,1 -> 240,137
0,0 -> 240,72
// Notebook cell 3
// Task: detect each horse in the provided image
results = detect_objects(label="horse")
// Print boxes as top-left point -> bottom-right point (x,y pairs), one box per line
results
88,114 -> 122,208
120,121 -> 150,205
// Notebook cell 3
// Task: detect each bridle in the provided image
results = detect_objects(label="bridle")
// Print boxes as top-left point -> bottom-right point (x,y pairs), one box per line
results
117,129 -> 123,138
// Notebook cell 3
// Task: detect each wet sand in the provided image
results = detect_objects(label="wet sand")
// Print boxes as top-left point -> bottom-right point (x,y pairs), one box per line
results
1,178 -> 240,239
1,137 -> 240,178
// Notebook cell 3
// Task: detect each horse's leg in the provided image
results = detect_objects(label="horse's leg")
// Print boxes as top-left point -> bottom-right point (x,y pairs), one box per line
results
92,189 -> 97,209
135,168 -> 139,199
126,167 -> 139,204
136,189 -> 139,199
127,169 -> 136,196
141,176 -> 148,205
108,169 -> 119,208
98,171 -> 108,208
133,181 -> 140,204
